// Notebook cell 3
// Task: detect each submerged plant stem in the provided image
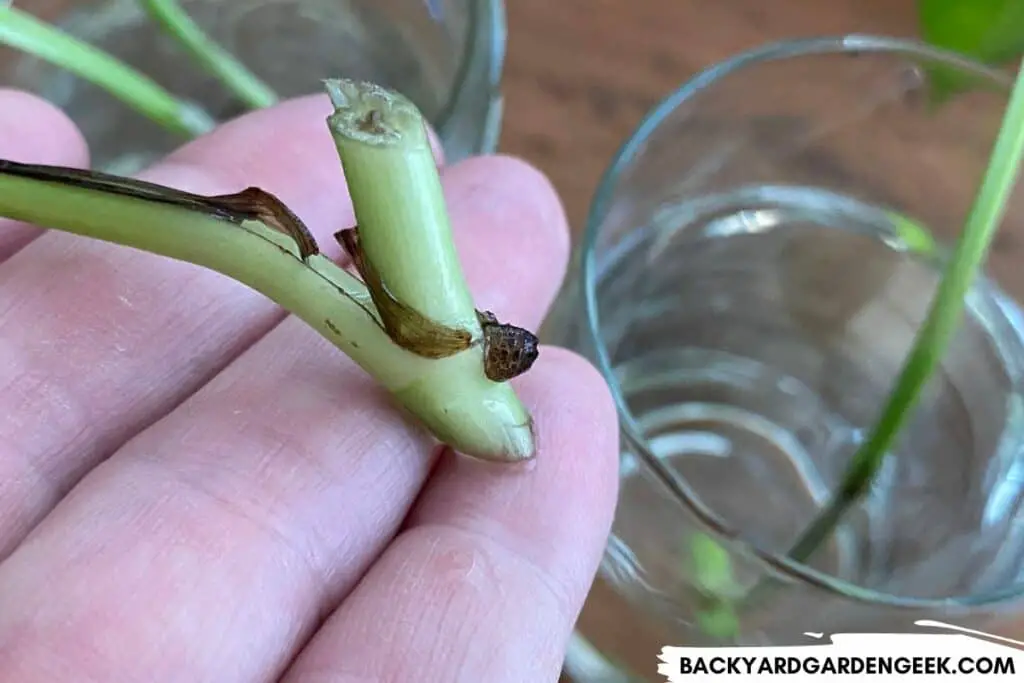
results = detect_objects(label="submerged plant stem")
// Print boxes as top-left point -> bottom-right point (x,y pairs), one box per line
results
681,61 -> 1024,644
139,0 -> 279,110
0,5 -> 214,138
786,58 -> 1024,564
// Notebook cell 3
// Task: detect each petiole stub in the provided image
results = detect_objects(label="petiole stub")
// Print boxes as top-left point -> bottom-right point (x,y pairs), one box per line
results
0,159 -> 320,259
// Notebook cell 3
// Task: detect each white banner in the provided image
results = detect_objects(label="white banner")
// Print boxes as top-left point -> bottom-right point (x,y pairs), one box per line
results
658,621 -> 1023,682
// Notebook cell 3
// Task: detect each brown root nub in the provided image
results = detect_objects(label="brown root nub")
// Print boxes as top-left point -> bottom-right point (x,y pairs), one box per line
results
477,310 -> 540,382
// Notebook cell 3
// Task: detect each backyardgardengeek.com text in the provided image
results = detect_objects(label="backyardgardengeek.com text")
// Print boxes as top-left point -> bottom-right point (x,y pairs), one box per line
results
676,655 -> 1016,676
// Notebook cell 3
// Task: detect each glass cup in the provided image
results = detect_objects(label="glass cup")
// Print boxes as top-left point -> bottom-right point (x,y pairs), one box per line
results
543,36 -> 1024,682
0,0 -> 505,171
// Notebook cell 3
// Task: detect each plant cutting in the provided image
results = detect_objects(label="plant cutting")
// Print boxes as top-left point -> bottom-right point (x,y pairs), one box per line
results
787,57 -> 1024,562
0,3 -> 540,461
0,1 -> 281,137
0,76 -> 540,464
919,0 -> 1024,102
0,0 -> 456,149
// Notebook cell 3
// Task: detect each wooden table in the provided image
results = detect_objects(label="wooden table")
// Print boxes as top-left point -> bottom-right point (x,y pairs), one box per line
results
498,1 -> 1024,680
500,0 -> 920,234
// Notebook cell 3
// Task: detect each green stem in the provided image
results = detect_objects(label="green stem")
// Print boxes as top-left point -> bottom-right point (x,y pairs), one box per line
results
685,62 -> 1024,644
786,58 -> 1024,564
0,78 -> 537,463
0,6 -> 214,138
0,164 -> 531,462
325,79 -> 478,332
139,0 -> 278,110
324,79 -> 535,461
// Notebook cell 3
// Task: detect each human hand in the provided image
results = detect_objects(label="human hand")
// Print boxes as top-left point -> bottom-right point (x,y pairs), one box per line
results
0,91 -> 619,682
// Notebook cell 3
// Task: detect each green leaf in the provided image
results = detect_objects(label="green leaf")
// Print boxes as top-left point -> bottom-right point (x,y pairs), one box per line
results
919,0 -> 1024,103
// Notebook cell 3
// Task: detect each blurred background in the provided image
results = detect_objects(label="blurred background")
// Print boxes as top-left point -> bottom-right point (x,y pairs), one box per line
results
0,0 -> 926,234
500,0 -> 917,234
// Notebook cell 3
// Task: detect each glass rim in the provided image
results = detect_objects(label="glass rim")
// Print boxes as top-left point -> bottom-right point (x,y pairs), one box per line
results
5,0 -> 507,157
581,34 -> 1024,609
432,0 -> 507,153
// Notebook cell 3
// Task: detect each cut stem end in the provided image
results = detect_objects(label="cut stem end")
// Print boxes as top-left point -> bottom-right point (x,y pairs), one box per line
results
324,78 -> 430,149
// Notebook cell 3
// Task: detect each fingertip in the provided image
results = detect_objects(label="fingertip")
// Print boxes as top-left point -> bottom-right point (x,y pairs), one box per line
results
0,88 -> 90,166
282,346 -> 621,683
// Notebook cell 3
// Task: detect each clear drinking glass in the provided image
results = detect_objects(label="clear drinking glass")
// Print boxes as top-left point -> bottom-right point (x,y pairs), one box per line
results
544,36 -> 1024,682
0,0 -> 504,171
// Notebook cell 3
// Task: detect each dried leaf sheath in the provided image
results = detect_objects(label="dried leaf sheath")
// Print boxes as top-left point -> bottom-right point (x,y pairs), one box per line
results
339,227 -> 540,381
0,159 -> 320,259
335,227 -> 474,359
204,188 -> 319,259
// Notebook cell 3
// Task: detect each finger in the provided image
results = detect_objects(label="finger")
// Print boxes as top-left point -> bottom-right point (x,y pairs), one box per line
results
282,349 -> 620,683
0,89 -> 90,261
0,93 -> 373,558
0,156 -> 572,683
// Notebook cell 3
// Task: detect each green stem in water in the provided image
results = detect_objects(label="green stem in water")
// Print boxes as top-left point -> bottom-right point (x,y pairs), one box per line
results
139,0 -> 279,110
324,78 -> 535,461
786,58 -> 1024,564
683,61 -> 1024,644
0,5 -> 214,138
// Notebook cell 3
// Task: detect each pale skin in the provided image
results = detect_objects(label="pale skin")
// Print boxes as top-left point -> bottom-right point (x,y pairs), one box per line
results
0,89 -> 620,682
